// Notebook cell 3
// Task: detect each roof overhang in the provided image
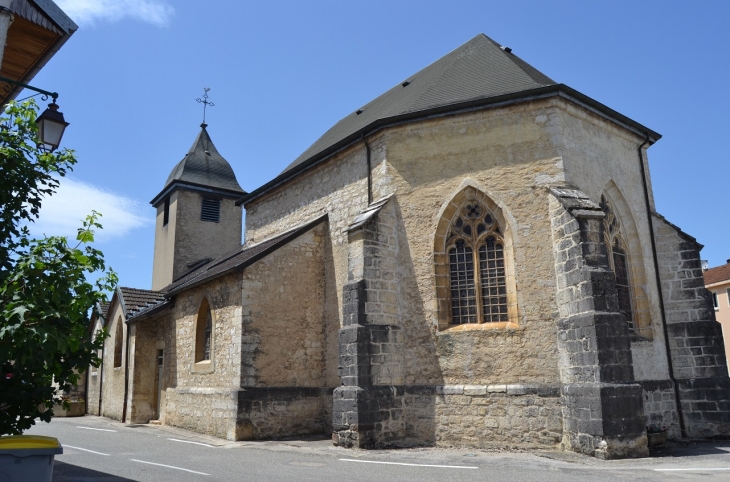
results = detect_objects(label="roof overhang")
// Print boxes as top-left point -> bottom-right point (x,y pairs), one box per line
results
0,0 -> 78,106
150,180 -> 247,207
237,83 -> 662,206
705,279 -> 730,290
125,298 -> 174,324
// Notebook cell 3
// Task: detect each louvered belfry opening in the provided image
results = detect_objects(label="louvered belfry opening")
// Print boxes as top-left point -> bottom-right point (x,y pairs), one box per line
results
201,197 -> 221,223
163,197 -> 170,226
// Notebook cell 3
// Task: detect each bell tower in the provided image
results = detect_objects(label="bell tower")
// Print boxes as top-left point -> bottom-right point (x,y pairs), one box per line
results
150,123 -> 245,290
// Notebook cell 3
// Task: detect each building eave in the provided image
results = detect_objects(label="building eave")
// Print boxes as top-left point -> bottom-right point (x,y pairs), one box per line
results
0,0 -> 77,105
150,180 -> 247,207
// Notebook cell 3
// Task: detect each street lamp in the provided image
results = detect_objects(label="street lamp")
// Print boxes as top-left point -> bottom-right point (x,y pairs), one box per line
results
0,74 -> 69,151
36,101 -> 68,152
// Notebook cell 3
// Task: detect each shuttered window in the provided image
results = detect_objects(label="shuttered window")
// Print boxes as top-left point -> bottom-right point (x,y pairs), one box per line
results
201,197 -> 221,223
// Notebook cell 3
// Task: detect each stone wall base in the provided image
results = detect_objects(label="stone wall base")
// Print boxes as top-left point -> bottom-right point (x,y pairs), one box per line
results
562,382 -> 648,459
165,387 -> 242,440
639,380 -> 680,439
677,377 -> 730,438
166,386 -> 332,441
238,387 -> 331,440
333,384 -> 563,450
53,401 -> 85,417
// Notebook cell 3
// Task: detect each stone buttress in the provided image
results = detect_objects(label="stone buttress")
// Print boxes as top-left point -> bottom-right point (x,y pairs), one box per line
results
332,196 -> 409,447
550,188 -> 648,459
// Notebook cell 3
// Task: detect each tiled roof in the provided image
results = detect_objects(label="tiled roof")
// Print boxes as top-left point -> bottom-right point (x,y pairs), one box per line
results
119,287 -> 166,319
151,124 -> 245,205
704,262 -> 730,286
99,302 -> 110,318
163,215 -> 327,296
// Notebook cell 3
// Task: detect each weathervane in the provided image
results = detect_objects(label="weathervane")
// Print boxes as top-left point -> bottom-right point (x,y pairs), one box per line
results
196,87 -> 215,125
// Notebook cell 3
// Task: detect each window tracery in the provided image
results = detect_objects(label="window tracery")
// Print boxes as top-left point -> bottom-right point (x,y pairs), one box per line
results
600,195 -> 635,333
446,200 -> 508,324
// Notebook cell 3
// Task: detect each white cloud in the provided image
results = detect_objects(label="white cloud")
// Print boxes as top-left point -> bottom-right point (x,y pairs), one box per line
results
28,178 -> 152,242
56,0 -> 175,27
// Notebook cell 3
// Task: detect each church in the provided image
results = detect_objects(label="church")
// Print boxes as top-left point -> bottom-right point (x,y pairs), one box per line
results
86,34 -> 730,459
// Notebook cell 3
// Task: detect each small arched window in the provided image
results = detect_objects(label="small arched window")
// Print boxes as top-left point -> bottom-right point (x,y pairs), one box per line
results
195,299 -> 213,363
600,195 -> 635,333
446,200 -> 508,324
113,317 -> 123,368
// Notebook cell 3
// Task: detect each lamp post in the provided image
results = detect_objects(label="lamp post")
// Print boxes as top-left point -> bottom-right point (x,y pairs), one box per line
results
0,74 -> 69,151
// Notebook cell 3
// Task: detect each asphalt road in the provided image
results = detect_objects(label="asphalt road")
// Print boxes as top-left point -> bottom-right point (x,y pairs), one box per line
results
23,416 -> 730,481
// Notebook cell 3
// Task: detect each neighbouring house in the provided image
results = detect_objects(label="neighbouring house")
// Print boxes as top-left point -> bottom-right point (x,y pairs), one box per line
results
704,261 -> 730,374
89,34 -> 730,459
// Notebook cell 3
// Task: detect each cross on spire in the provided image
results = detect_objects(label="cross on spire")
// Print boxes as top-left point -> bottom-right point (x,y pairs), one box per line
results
196,87 -> 215,125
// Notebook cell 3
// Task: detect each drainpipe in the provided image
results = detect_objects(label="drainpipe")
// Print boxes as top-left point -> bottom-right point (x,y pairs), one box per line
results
83,361 -> 89,416
637,135 -> 687,438
121,321 -> 131,423
364,137 -> 373,205
97,337 -> 105,415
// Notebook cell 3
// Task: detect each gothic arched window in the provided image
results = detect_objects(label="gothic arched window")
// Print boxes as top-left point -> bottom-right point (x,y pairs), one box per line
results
446,200 -> 508,324
195,299 -> 213,363
600,195 -> 635,333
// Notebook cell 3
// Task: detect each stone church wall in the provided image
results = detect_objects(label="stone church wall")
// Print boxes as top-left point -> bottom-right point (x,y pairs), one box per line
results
556,98 -> 670,382
165,387 -> 242,440
238,223 -> 332,438
653,214 -> 730,438
431,385 -> 562,449
123,311 -> 178,425
164,273 -> 244,439
377,100 -> 565,387
241,225 -> 327,388
86,316 -> 105,416
244,142 -> 369,391
100,303 -> 128,422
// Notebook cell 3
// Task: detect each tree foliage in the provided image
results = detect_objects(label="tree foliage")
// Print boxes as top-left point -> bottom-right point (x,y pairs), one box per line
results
0,100 -> 117,435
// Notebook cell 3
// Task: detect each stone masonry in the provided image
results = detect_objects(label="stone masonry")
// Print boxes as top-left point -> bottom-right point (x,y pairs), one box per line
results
550,188 -> 648,459
653,214 -> 730,437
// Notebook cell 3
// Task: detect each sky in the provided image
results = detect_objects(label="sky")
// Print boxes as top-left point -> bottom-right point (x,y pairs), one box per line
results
19,0 -> 730,290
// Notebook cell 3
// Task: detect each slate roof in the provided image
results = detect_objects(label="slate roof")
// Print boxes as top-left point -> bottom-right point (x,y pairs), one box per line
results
118,287 -> 166,319
238,33 -> 661,206
151,124 -> 245,206
285,34 -> 553,175
704,262 -> 730,286
162,215 -> 327,296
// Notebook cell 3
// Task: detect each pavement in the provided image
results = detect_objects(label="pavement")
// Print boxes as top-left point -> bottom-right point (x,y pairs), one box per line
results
22,415 -> 730,481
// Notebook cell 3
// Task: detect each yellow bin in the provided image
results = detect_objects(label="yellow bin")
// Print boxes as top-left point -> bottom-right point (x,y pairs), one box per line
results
0,435 -> 62,482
